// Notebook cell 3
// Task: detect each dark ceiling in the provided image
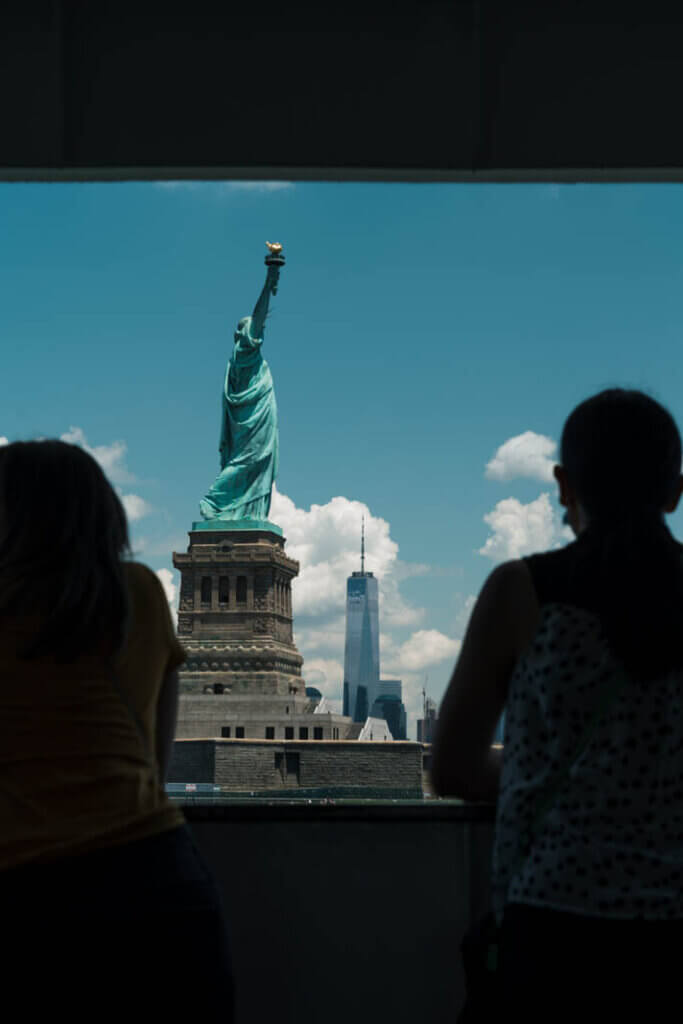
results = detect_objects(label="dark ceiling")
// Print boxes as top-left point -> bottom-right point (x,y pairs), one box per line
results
2,1 -> 683,180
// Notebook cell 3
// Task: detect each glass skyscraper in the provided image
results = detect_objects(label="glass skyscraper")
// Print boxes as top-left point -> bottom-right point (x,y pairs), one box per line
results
343,522 -> 380,722
372,679 -> 408,740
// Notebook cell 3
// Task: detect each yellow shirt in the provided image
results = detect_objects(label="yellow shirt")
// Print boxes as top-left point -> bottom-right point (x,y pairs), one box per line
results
0,561 -> 185,870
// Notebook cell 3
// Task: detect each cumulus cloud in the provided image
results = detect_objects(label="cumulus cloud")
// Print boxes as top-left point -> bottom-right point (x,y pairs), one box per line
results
59,426 -> 152,524
156,568 -> 178,627
270,486 -> 460,738
479,492 -> 572,562
485,431 -> 557,483
390,630 -> 460,673
455,594 -> 477,636
60,426 -> 135,484
270,486 -> 421,626
302,657 -> 344,713
294,617 -> 346,656
120,493 -> 153,522
0,437 -> 8,446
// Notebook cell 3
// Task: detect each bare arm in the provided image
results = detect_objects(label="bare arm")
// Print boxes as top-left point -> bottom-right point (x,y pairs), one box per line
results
430,560 -> 539,802
155,668 -> 179,784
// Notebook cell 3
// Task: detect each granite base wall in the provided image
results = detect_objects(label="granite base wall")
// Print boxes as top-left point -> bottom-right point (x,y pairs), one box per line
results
169,738 -> 424,797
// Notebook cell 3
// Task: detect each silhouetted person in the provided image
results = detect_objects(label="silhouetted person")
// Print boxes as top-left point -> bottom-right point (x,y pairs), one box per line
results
432,389 -> 683,1020
0,441 -> 234,1018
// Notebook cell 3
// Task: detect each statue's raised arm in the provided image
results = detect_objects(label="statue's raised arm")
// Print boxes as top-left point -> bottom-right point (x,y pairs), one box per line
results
251,242 -> 285,340
199,243 -> 285,524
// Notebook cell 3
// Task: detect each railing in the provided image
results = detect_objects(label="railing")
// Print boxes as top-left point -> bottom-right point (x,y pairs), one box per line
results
183,799 -> 496,1024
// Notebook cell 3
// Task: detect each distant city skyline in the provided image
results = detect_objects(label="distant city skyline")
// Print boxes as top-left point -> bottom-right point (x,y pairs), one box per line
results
3,181 -> 683,738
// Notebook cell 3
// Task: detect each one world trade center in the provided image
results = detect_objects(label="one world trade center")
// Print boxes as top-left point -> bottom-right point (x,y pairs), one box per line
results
343,519 -> 380,722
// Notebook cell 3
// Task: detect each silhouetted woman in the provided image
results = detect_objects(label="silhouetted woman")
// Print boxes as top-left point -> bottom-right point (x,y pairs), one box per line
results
432,389 -> 683,1020
0,441 -> 234,1017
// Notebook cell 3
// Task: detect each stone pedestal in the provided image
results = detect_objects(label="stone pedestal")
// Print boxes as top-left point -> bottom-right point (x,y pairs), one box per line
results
172,519 -> 304,698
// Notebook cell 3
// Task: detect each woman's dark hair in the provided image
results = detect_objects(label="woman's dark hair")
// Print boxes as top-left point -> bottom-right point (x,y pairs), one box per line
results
560,389 -> 683,681
0,440 -> 130,662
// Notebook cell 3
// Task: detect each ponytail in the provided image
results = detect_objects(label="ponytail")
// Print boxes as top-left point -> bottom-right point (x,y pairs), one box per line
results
561,390 -> 683,683
579,515 -> 683,681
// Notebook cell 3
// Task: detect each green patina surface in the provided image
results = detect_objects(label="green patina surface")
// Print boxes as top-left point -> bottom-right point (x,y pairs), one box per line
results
199,254 -> 283,523
191,518 -> 283,536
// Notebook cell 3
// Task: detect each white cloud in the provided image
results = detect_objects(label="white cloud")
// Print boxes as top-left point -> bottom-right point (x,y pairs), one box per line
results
455,593 -> 477,636
120,493 -> 153,522
156,568 -> 178,628
386,629 -> 461,674
60,426 -> 135,484
156,567 -> 177,606
302,657 -> 344,713
485,431 -> 557,483
270,486 -> 419,626
270,486 -> 458,738
0,437 -> 8,446
59,426 -> 152,523
294,617 -> 346,656
478,492 -> 572,562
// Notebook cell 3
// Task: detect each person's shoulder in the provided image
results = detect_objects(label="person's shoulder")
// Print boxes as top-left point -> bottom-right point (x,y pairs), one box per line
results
124,560 -> 158,582
123,561 -> 166,600
485,558 -> 534,590
523,537 -> 587,606
479,559 -> 537,612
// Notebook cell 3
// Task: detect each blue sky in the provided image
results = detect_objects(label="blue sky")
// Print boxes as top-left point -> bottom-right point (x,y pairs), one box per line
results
2,180 -> 683,736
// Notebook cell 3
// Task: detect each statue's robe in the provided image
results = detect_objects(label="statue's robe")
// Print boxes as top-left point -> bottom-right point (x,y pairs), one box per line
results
199,319 -> 278,521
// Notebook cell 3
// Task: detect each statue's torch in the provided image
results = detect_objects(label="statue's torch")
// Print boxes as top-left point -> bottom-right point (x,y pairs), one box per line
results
265,241 -> 285,295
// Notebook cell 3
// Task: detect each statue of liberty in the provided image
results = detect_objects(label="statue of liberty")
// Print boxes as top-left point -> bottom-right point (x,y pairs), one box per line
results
199,243 -> 284,523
